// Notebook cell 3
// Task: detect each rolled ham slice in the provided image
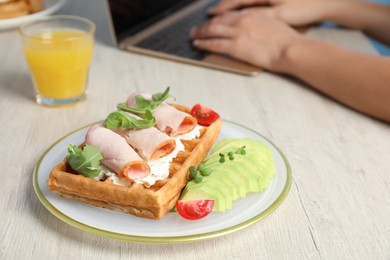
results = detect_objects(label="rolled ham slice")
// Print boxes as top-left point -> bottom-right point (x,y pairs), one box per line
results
85,124 -> 150,181
126,92 -> 197,136
115,114 -> 176,161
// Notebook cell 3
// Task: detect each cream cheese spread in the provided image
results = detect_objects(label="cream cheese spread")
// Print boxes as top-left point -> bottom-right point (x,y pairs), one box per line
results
136,138 -> 184,187
136,125 -> 203,187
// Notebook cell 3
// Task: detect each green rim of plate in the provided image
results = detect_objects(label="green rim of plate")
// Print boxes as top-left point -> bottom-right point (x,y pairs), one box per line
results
33,119 -> 292,244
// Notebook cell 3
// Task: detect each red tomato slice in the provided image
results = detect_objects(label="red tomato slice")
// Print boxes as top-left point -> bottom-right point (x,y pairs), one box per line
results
191,104 -> 220,126
176,200 -> 215,220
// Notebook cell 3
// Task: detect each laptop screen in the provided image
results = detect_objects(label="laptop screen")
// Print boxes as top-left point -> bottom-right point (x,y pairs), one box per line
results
108,0 -> 196,42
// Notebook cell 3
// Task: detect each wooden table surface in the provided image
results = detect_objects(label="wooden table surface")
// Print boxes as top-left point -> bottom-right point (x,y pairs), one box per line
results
1,0 -> 389,259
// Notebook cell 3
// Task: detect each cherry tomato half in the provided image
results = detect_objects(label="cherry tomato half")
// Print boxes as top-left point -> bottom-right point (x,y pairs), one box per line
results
190,104 -> 220,126
176,200 -> 215,220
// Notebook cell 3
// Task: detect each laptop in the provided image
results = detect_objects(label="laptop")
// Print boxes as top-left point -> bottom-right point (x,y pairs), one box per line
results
105,0 -> 262,76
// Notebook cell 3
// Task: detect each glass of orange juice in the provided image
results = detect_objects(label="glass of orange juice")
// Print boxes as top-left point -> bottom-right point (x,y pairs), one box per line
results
19,15 -> 95,106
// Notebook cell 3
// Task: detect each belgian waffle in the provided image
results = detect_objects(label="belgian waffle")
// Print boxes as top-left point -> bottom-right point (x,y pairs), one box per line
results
47,105 -> 222,219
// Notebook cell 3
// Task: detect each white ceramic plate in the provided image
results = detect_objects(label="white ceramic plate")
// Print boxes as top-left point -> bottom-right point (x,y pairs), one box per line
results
0,0 -> 67,31
33,120 -> 292,243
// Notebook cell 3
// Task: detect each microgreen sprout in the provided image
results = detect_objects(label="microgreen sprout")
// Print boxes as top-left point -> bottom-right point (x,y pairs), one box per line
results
200,168 -> 212,176
194,175 -> 203,183
218,146 -> 247,163
219,153 -> 226,163
188,162 -> 213,182
228,151 -> 235,160
235,146 -> 246,155
189,166 -> 198,181
197,162 -> 206,172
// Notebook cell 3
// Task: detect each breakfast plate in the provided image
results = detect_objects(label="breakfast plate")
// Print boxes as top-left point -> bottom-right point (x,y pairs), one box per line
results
33,120 -> 292,243
0,0 -> 67,30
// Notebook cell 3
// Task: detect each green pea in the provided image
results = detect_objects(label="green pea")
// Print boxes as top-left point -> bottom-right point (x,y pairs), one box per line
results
200,168 -> 212,176
229,155 -> 235,161
219,157 -> 225,163
240,150 -> 246,155
228,151 -> 233,156
194,175 -> 203,183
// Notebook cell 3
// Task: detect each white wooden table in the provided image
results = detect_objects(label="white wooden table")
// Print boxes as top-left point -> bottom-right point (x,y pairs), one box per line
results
1,0 -> 389,259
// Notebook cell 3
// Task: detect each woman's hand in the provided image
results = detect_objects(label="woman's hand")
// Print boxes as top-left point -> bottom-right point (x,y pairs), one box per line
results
190,11 -> 302,71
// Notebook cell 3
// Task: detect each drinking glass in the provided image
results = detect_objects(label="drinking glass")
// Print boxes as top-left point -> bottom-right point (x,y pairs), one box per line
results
19,15 -> 95,106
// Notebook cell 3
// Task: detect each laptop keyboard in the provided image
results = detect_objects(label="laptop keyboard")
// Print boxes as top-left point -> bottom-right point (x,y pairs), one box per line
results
136,0 -> 218,60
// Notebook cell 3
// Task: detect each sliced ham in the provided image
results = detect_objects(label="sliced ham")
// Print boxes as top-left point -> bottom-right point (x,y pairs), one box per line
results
85,124 -> 150,181
126,92 -> 197,136
114,113 -> 176,161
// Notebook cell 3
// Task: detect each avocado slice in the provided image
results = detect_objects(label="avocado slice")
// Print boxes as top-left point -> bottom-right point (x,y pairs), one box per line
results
195,177 -> 234,210
203,160 -> 245,200
209,165 -> 249,199
207,159 -> 260,194
181,179 -> 227,211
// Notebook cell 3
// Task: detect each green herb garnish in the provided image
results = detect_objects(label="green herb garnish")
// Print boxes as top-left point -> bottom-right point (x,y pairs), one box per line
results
151,87 -> 172,104
219,153 -> 225,163
103,110 -> 155,129
235,146 -> 246,155
218,146 -> 246,163
200,168 -> 212,176
189,166 -> 198,180
117,87 -> 173,117
194,175 -> 203,183
67,144 -> 103,178
188,163 -> 213,182
197,162 -> 206,172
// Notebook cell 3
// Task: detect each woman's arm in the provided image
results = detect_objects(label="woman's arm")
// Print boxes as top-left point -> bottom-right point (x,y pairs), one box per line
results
191,12 -> 390,121
321,1 -> 390,46
279,36 -> 390,121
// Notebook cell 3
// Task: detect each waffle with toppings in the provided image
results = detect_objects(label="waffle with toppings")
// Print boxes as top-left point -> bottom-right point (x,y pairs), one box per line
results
47,91 -> 222,220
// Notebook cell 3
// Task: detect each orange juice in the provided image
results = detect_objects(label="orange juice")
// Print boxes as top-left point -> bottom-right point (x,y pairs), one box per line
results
23,30 -> 93,100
